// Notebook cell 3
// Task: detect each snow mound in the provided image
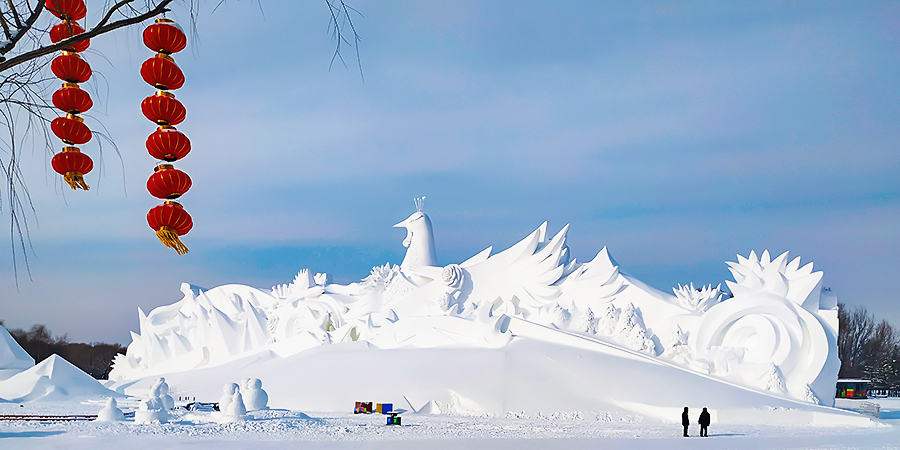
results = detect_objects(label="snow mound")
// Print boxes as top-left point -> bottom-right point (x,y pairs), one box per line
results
0,325 -> 33,381
0,354 -> 117,403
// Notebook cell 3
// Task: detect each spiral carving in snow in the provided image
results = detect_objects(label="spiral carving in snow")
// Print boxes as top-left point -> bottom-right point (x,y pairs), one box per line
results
441,264 -> 464,289
689,250 -> 837,403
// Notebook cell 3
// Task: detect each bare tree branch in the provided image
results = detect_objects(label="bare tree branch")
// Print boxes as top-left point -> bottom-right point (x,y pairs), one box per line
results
7,0 -> 23,29
0,0 -> 44,57
0,0 -> 172,72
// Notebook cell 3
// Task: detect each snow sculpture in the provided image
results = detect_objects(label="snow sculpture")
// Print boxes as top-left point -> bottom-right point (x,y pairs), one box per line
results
688,250 -> 839,404
110,202 -> 840,408
672,283 -> 722,313
134,384 -> 168,424
218,382 -> 238,413
97,397 -> 125,422
242,378 -> 268,410
154,377 -> 174,410
394,197 -> 438,269
221,392 -> 248,422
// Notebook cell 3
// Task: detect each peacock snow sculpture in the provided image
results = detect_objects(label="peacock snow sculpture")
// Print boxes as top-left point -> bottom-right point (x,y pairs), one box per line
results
109,199 -> 840,406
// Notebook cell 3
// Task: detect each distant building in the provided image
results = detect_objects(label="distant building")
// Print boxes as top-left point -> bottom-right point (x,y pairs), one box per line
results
836,379 -> 870,399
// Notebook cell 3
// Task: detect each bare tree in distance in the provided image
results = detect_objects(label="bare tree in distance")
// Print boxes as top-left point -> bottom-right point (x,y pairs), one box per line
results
0,0 -> 362,283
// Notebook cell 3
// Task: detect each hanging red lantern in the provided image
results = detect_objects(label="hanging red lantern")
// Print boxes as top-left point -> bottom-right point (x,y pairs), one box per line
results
147,201 -> 193,255
51,115 -> 92,145
52,83 -> 92,114
49,21 -> 89,52
143,19 -> 187,55
146,126 -> 191,161
51,53 -> 91,83
141,91 -> 186,125
140,54 -> 185,90
51,146 -> 93,190
45,0 -> 86,21
147,164 -> 192,199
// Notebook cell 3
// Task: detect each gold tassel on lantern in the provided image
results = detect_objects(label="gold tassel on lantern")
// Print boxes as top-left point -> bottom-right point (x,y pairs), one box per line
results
63,171 -> 89,190
156,226 -> 189,255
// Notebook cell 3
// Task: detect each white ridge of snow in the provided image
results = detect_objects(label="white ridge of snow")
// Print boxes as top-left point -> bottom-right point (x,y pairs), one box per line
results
0,325 -> 33,381
0,354 -> 116,403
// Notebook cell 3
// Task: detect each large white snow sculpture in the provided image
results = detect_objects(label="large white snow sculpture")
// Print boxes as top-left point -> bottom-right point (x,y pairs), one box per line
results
110,200 -> 840,408
0,354 -> 116,402
242,378 -> 268,410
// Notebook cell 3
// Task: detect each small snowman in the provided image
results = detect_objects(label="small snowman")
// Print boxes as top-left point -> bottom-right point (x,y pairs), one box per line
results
218,382 -> 239,413
97,397 -> 125,422
135,384 -> 169,424
242,378 -> 268,411
220,391 -> 248,422
155,377 -> 175,410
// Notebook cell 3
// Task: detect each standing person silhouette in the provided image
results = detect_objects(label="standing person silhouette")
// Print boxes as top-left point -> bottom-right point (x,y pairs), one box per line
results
699,407 -> 711,437
681,406 -> 690,437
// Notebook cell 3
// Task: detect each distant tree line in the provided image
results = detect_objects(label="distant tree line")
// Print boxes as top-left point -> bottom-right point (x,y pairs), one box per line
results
0,321 -> 124,380
838,303 -> 900,394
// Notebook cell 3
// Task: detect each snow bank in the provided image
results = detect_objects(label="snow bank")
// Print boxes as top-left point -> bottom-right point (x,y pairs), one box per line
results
0,325 -> 33,381
0,354 -> 117,403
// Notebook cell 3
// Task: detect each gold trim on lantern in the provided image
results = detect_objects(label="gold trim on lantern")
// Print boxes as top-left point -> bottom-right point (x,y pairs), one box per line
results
154,164 -> 174,172
156,226 -> 189,255
62,82 -> 79,89
155,18 -> 175,24
66,113 -> 84,122
155,90 -> 175,99
61,51 -> 80,58
62,146 -> 80,153
164,200 -> 183,208
64,171 -> 89,190
155,52 -> 175,63
157,124 -> 176,131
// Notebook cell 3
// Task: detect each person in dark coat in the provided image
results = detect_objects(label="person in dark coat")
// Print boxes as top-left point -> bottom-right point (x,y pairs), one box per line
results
698,407 -> 711,437
681,406 -> 690,437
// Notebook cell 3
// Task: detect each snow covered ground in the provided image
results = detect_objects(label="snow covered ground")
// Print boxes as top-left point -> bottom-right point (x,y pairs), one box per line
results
1,398 -> 898,449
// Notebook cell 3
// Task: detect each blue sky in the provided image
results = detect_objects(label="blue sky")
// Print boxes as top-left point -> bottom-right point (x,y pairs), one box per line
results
1,1 -> 898,343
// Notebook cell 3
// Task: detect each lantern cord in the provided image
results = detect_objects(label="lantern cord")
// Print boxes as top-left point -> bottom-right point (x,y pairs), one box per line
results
64,172 -> 90,190
156,226 -> 189,255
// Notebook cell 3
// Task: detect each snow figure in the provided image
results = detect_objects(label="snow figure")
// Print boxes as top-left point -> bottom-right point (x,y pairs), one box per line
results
218,382 -> 238,413
760,363 -> 787,394
96,397 -> 125,422
154,377 -> 175,410
672,283 -> 722,313
393,197 -> 438,269
134,384 -> 168,424
661,327 -> 691,365
597,303 -> 619,336
614,303 -> 656,354
803,384 -> 820,405
243,378 -> 268,410
575,308 -> 597,334
220,392 -> 248,422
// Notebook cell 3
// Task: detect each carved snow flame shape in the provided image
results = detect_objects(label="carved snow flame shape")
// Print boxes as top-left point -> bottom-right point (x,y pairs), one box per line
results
673,283 -> 722,313
441,264 -> 464,289
690,250 -> 832,402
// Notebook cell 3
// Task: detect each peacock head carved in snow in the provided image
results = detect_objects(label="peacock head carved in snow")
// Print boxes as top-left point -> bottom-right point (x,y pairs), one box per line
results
394,197 -> 438,268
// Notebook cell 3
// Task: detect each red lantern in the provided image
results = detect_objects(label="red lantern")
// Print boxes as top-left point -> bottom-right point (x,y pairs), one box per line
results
146,126 -> 191,161
45,0 -> 86,21
140,54 -> 185,90
51,115 -> 92,145
51,53 -> 91,83
147,201 -> 193,255
143,19 -> 187,54
147,164 -> 192,199
52,83 -> 92,114
49,21 -> 89,52
51,146 -> 93,190
141,91 -> 186,125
